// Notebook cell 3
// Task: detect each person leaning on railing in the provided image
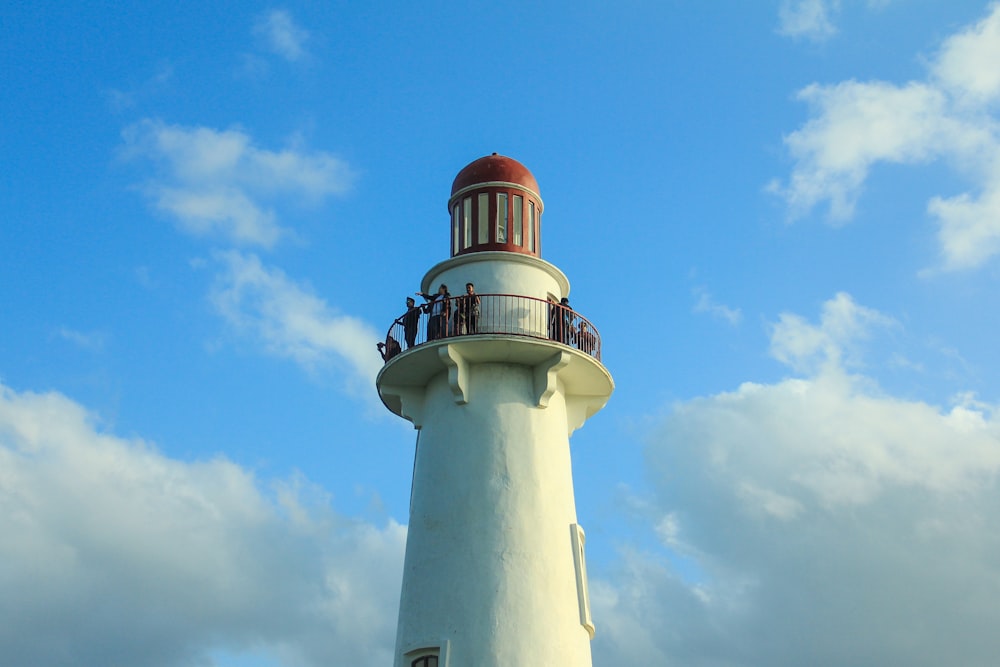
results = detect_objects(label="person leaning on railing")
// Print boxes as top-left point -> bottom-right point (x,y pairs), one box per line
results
418,284 -> 450,340
455,282 -> 481,335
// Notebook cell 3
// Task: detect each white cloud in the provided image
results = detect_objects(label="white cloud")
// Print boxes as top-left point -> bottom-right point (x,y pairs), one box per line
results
692,287 -> 742,326
122,119 -> 353,248
769,291 -> 894,374
771,3 -> 1000,270
0,382 -> 404,667
254,9 -> 309,62
591,293 -> 1000,665
929,180 -> 1000,269
770,80 -> 957,221
932,3 -> 1000,106
210,251 -> 383,396
776,1 -> 897,43
777,0 -> 839,42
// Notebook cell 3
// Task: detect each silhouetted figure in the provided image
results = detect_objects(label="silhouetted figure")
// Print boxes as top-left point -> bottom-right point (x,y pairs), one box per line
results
548,296 -> 561,342
402,296 -> 421,348
377,334 -> 401,361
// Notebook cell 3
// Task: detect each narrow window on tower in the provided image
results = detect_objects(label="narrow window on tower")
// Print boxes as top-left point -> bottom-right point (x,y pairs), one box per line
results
452,203 -> 460,254
512,194 -> 523,246
477,193 -> 489,244
404,643 -> 447,667
536,208 -> 542,253
496,193 -> 508,243
570,523 -> 595,639
462,197 -> 472,250
528,201 -> 536,252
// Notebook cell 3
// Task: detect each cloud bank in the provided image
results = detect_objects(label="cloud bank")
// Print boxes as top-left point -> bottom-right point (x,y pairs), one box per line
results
0,382 -> 404,667
592,293 -> 1000,666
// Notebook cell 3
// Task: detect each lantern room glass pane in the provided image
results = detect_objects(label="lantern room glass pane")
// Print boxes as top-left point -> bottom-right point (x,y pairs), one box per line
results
528,201 -> 536,252
496,193 -> 508,243
462,197 -> 472,249
513,195 -> 523,246
452,204 -> 460,254
477,193 -> 489,244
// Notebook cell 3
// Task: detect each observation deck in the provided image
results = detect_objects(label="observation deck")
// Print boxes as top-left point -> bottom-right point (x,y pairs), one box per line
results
379,294 -> 601,362
376,293 -> 611,433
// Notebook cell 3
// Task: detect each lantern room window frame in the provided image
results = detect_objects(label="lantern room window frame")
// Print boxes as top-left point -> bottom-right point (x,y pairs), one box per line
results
449,184 -> 541,257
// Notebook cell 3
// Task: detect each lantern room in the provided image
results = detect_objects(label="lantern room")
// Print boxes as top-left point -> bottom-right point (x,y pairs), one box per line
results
448,153 -> 544,258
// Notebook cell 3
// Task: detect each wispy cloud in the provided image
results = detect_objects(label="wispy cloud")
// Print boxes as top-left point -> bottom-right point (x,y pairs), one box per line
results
209,251 -> 383,397
254,9 -> 310,62
770,3 -> 1000,271
54,327 -> 107,352
122,119 -> 353,248
777,0 -> 839,42
0,382 -> 404,667
776,0 -> 894,42
692,287 -> 742,326
105,63 -> 174,112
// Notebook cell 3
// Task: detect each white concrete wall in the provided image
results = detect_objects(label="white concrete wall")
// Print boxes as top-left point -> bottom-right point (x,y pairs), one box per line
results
422,252 -> 569,302
393,362 -> 593,666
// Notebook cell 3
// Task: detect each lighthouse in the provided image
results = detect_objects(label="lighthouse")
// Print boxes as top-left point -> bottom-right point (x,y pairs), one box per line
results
377,154 -> 614,666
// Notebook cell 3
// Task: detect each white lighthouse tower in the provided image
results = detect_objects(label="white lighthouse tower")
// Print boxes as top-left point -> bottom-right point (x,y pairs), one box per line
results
377,154 -> 614,667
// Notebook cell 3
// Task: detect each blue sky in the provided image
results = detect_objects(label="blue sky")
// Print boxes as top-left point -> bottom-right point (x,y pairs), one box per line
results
3,1 -> 1000,665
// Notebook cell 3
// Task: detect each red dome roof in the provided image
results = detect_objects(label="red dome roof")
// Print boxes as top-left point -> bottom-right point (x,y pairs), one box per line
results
451,154 -> 539,196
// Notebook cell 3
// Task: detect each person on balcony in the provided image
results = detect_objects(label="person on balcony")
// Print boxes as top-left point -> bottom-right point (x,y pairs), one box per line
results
561,298 -> 576,345
418,284 -> 450,340
548,296 -> 560,341
401,296 -> 421,348
577,321 -> 596,355
377,334 -> 401,361
456,282 -> 481,335
549,297 -> 574,345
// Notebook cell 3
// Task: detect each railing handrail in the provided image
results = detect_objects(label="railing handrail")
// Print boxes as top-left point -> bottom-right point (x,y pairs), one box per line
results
378,293 -> 601,363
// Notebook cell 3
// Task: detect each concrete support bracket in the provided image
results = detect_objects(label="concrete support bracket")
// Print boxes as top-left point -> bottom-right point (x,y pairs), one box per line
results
438,345 -> 469,405
379,384 -> 427,429
565,395 -> 609,436
533,351 -> 571,408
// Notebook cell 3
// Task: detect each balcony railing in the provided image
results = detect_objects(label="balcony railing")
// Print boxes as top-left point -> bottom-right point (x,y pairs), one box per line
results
379,293 -> 601,363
